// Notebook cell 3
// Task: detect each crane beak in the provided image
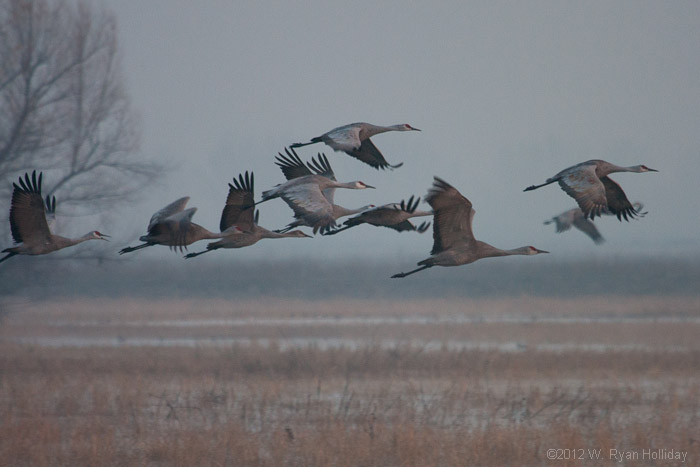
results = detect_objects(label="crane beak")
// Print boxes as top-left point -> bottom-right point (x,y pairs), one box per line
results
410,126 -> 421,131
100,234 -> 111,241
365,184 -> 375,189
647,168 -> 658,172
536,248 -> 549,254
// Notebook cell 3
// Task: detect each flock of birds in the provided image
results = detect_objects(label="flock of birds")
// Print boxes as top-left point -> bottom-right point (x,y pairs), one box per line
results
1,121 -> 657,277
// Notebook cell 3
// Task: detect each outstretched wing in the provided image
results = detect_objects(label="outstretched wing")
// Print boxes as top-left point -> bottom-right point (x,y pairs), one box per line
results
556,163 -> 608,219
148,197 -> 190,230
220,171 -> 256,231
346,138 -> 403,170
425,177 -> 475,255
307,153 -> 337,203
275,148 -> 313,181
44,193 -> 57,233
572,216 -> 605,244
306,153 -> 336,180
9,171 -> 51,245
600,176 -> 639,221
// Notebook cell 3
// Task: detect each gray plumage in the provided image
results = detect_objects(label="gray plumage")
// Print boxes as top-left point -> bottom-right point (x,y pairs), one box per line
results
525,159 -> 657,220
392,177 -> 548,278
1,171 -> 109,264
544,202 -> 646,244
261,148 -> 375,234
184,171 -> 310,259
323,195 -> 432,236
119,197 -> 220,254
290,122 -> 420,170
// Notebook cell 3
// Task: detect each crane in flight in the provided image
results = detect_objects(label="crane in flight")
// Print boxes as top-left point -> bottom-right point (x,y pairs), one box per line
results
259,148 -> 375,234
272,148 -> 374,234
524,160 -> 657,220
392,177 -> 548,278
1,171 -> 109,264
119,197 -> 220,254
290,122 -> 420,170
184,171 -> 310,258
323,195 -> 431,236
544,202 -> 646,244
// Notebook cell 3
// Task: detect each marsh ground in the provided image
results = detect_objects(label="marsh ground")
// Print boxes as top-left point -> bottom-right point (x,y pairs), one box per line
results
1,294 -> 699,466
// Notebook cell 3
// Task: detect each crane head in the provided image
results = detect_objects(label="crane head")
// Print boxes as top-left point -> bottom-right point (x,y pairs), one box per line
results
638,165 -> 658,172
402,124 -> 420,131
92,231 -> 110,241
354,181 -> 375,189
527,246 -> 548,255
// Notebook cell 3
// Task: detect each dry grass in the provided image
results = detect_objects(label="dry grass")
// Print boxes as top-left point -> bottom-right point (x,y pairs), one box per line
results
1,297 -> 699,466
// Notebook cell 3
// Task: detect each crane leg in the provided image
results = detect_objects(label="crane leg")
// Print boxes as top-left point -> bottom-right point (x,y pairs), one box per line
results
321,224 -> 354,236
0,251 -> 18,264
523,180 -> 555,192
391,264 -> 431,278
118,243 -> 151,255
183,250 -> 210,259
289,138 -> 321,149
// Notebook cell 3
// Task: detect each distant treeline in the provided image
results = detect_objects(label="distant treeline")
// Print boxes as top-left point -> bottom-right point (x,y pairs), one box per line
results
2,256 -> 699,300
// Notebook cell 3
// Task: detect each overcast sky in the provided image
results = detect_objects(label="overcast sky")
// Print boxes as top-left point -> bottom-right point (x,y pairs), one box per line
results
97,0 -> 699,263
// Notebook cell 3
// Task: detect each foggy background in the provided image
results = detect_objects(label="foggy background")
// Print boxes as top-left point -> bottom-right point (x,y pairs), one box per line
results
3,1 -> 700,277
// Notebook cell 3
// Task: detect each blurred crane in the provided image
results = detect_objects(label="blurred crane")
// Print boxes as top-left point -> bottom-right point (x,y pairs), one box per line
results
119,197 -> 220,254
1,171 -> 109,264
323,195 -> 432,236
544,202 -> 646,244
259,148 -> 375,234
185,171 -> 310,258
524,160 -> 657,220
291,122 -> 420,170
392,177 -> 548,278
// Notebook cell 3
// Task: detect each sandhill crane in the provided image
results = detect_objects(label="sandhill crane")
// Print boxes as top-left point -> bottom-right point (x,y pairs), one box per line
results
544,202 -> 646,244
272,148 -> 374,234
119,197 -> 221,254
524,160 -> 657,220
184,171 -> 310,259
391,177 -> 548,278
323,195 -> 432,236
1,171 -> 109,264
259,148 -> 375,234
290,122 -> 420,170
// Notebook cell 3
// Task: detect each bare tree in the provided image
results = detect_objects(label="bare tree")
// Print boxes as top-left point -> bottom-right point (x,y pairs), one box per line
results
0,0 -> 159,227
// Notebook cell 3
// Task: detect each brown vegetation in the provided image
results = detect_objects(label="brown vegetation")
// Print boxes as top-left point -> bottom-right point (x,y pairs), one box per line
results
1,297 -> 699,466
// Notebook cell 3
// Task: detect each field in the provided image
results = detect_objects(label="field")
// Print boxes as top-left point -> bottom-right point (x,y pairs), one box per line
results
1,295 -> 699,466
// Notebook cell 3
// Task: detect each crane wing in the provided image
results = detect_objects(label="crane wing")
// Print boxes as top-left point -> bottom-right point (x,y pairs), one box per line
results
600,176 -> 639,221
324,124 -> 362,151
572,216 -> 605,244
44,194 -> 57,233
275,148 -> 313,180
425,177 -> 476,255
148,197 -> 190,230
307,153 -> 337,203
556,163 -> 608,219
9,171 -> 51,245
306,153 -> 336,180
149,207 -> 197,249
279,182 -> 335,234
220,171 -> 255,232
549,208 -> 580,233
346,138 -> 403,170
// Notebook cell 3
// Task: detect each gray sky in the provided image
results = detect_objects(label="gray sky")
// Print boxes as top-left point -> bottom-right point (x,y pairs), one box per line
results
100,0 -> 700,263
